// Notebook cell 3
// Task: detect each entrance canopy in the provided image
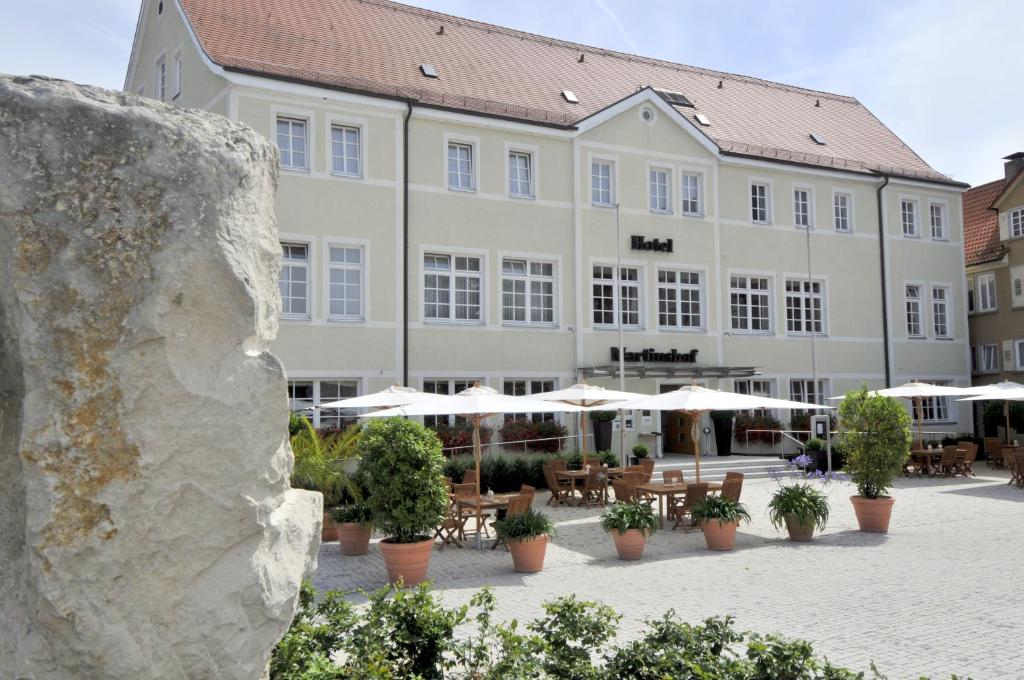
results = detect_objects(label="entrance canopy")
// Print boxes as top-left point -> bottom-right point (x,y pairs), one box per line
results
579,365 -> 759,380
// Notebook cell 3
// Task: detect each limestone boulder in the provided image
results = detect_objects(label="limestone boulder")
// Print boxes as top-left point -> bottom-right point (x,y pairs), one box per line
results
0,76 -> 321,680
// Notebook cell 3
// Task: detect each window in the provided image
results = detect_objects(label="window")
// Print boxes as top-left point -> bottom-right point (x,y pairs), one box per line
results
905,285 -> 923,337
681,174 -> 702,215
978,344 -> 999,373
649,168 -> 671,213
901,199 -> 918,237
833,192 -> 852,232
288,380 -> 357,430
789,379 -> 827,416
424,254 -> 481,322
735,379 -> 773,416
592,161 -> 614,205
785,279 -> 825,334
931,286 -> 950,338
977,273 -> 997,312
729,275 -> 771,332
929,203 -> 946,240
592,265 -> 640,328
657,269 -> 702,330
502,259 -> 555,325
612,412 -> 635,432
280,243 -> 309,318
503,379 -> 556,423
508,151 -> 533,198
330,125 -> 361,176
155,55 -> 167,101
967,278 -> 975,313
751,183 -> 770,223
276,117 -> 308,170
423,380 -> 478,429
1010,208 -> 1024,238
327,246 -> 362,320
918,381 -> 950,422
1016,340 -> 1024,370
793,188 -> 812,228
447,142 -> 474,190
172,51 -> 182,98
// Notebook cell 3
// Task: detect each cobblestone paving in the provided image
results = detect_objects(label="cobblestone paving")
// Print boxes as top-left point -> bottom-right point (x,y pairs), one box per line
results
315,468 -> 1024,679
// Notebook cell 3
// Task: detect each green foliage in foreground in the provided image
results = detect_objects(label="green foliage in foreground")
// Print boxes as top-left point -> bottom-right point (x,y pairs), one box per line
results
271,582 -> 972,680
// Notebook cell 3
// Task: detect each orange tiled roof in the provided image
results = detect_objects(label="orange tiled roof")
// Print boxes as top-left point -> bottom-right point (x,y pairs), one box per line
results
962,179 -> 1006,266
179,0 -> 961,185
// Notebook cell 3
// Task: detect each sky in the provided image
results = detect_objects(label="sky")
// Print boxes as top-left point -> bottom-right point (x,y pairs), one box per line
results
2,0 -> 1021,187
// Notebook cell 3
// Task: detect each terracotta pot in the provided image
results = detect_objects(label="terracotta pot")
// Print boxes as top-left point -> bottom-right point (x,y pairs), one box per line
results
338,522 -> 372,556
701,519 -> 739,551
850,495 -> 895,533
378,537 -> 434,586
609,528 -> 647,560
321,511 -> 338,542
784,515 -> 815,542
508,535 -> 549,573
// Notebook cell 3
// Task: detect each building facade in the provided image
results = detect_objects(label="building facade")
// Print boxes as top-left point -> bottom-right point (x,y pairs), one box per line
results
124,0 -> 973,453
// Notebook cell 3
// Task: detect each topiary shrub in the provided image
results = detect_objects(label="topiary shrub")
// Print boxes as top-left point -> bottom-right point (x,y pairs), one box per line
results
498,419 -> 537,451
431,421 -> 493,454
360,418 -> 449,543
533,420 -> 569,453
838,387 -> 911,499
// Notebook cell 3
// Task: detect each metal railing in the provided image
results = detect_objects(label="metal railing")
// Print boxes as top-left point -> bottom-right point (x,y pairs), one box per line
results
441,432 -> 594,456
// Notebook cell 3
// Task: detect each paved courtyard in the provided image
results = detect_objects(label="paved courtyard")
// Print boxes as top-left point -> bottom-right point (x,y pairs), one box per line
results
315,466 -> 1024,679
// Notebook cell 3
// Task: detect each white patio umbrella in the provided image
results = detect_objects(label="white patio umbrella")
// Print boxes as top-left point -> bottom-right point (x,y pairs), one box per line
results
616,386 -> 831,482
531,383 -> 647,459
959,382 -> 1024,444
831,381 -> 971,447
317,384 -> 435,410
365,385 -> 584,547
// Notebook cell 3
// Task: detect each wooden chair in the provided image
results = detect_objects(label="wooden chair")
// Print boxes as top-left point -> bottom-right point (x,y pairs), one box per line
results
611,479 -> 636,502
453,482 -> 491,540
543,463 -> 572,506
721,472 -> 744,503
662,469 -> 684,484
434,505 -> 464,549
936,446 -> 958,476
461,469 -> 478,485
518,484 -> 536,501
490,494 -> 533,550
1004,449 -> 1020,486
1011,451 -> 1024,488
579,468 -> 606,508
671,482 -> 709,532
550,457 -> 568,471
954,443 -> 978,477
984,438 -> 1004,468
638,458 -> 655,482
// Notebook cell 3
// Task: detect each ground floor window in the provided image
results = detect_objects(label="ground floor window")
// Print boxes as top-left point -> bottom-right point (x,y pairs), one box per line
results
734,378 -> 774,416
423,379 -> 479,427
918,380 -> 951,422
789,379 -> 828,416
288,379 -> 358,430
503,379 -> 556,423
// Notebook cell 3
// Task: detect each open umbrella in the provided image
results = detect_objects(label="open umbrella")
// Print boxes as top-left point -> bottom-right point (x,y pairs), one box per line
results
318,384 -> 434,410
531,383 -> 647,460
365,385 -> 583,548
616,386 -> 831,482
832,381 -> 970,447
959,382 -> 1024,444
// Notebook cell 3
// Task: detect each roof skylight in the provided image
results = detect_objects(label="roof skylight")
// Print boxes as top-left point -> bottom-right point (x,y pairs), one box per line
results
810,132 -> 826,145
654,89 -> 694,108
420,63 -> 439,78
694,113 -> 711,126
562,90 -> 578,104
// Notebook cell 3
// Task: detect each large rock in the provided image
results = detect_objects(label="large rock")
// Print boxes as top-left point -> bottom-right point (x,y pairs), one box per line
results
0,76 -> 321,680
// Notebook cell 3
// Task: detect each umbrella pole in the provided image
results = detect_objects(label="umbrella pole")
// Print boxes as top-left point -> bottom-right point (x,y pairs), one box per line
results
581,412 -> 588,459
1006,401 -> 1011,445
472,415 -> 483,550
688,410 -> 702,483
914,398 -> 924,447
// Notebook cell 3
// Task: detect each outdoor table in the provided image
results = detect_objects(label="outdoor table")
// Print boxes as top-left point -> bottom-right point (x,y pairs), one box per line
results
457,494 -> 516,549
636,481 -> 723,529
910,449 -> 941,475
555,470 -> 593,505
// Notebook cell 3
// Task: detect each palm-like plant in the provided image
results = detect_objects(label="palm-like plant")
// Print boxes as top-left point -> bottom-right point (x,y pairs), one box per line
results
690,496 -> 751,527
600,500 -> 658,537
767,483 -> 830,533
290,415 -> 363,507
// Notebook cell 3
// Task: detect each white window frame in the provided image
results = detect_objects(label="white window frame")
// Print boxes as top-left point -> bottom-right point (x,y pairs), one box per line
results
656,267 -> 705,331
1016,339 -> 1024,371
154,52 -> 167,102
501,258 -> 557,327
967,276 -> 975,314
280,241 -> 312,320
978,344 -> 999,373
789,379 -> 829,416
502,378 -> 558,424
328,121 -> 363,178
592,264 -> 642,330
648,163 -> 672,214
680,172 -> 704,216
288,379 -> 360,430
750,179 -> 772,225
784,278 -> 827,335
422,250 -> 485,324
444,133 -> 479,192
591,157 -> 616,207
171,48 -> 182,99
729,273 -> 773,334
422,379 -> 481,428
274,112 -> 311,172
928,200 -> 948,241
506,144 -> 537,199
977,272 -> 997,312
734,378 -> 776,417
917,380 -> 952,423
901,197 -> 920,238
325,241 -> 366,322
1010,206 -> 1024,239
792,184 -> 815,229
905,283 -> 924,338
832,189 -> 853,232
930,284 -> 951,339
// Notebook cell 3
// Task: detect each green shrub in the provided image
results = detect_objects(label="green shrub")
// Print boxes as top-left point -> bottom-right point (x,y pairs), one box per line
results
804,437 -> 826,452
332,503 -> 373,525
691,496 -> 752,527
431,421 -> 493,453
359,418 -> 449,543
494,508 -> 556,544
838,387 -> 911,499
498,419 -> 571,453
534,420 -> 570,453
631,444 -> 649,458
600,499 -> 658,537
288,411 -> 308,437
733,413 -> 783,445
982,400 -> 1024,436
290,419 -> 362,508
767,483 -> 830,533
589,410 -> 617,422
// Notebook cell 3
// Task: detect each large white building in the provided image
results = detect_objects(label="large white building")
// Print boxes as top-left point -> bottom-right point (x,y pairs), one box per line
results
125,0 -> 972,453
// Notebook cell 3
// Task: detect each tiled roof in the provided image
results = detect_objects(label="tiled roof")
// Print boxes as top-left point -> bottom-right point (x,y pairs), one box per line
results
962,179 -> 1006,266
179,0 -> 960,185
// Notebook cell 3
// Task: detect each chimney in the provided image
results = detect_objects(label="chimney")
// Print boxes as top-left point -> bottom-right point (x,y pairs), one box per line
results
1004,152 -> 1024,180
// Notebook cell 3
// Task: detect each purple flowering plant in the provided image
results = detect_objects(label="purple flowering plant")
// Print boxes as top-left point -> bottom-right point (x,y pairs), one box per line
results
766,453 -> 846,534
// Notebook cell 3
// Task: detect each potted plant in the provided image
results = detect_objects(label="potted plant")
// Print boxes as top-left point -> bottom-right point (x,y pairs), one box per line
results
360,418 -> 449,586
690,496 -> 751,551
589,410 -> 616,452
630,444 -> 649,466
333,503 -> 373,556
711,410 -> 735,457
766,454 -> 842,542
290,415 -> 362,542
494,508 -> 556,573
838,387 -> 911,533
599,499 -> 658,560
803,437 -> 826,472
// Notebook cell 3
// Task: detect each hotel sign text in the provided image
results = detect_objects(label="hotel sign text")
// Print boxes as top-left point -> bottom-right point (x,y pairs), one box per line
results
610,347 -> 699,363
630,235 -> 673,253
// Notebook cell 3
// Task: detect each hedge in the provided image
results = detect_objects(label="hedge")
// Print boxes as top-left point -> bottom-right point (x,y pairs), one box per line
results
442,450 -> 618,491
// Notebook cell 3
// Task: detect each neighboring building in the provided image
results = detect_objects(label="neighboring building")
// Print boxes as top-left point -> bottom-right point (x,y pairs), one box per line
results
963,153 -> 1024,393
124,0 -> 972,454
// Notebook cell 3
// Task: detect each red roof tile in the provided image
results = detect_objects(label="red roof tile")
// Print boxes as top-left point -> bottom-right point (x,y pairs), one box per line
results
962,179 -> 1006,266
180,0 -> 959,185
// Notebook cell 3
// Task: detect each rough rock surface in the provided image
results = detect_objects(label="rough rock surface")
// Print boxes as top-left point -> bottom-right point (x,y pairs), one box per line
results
0,76 -> 321,680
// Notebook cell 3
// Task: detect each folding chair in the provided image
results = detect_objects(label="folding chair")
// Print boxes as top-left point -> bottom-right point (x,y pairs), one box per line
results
672,482 -> 709,532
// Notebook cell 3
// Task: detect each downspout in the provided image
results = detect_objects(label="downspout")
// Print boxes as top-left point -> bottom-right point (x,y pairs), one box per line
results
876,175 -> 892,387
402,101 -> 413,386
